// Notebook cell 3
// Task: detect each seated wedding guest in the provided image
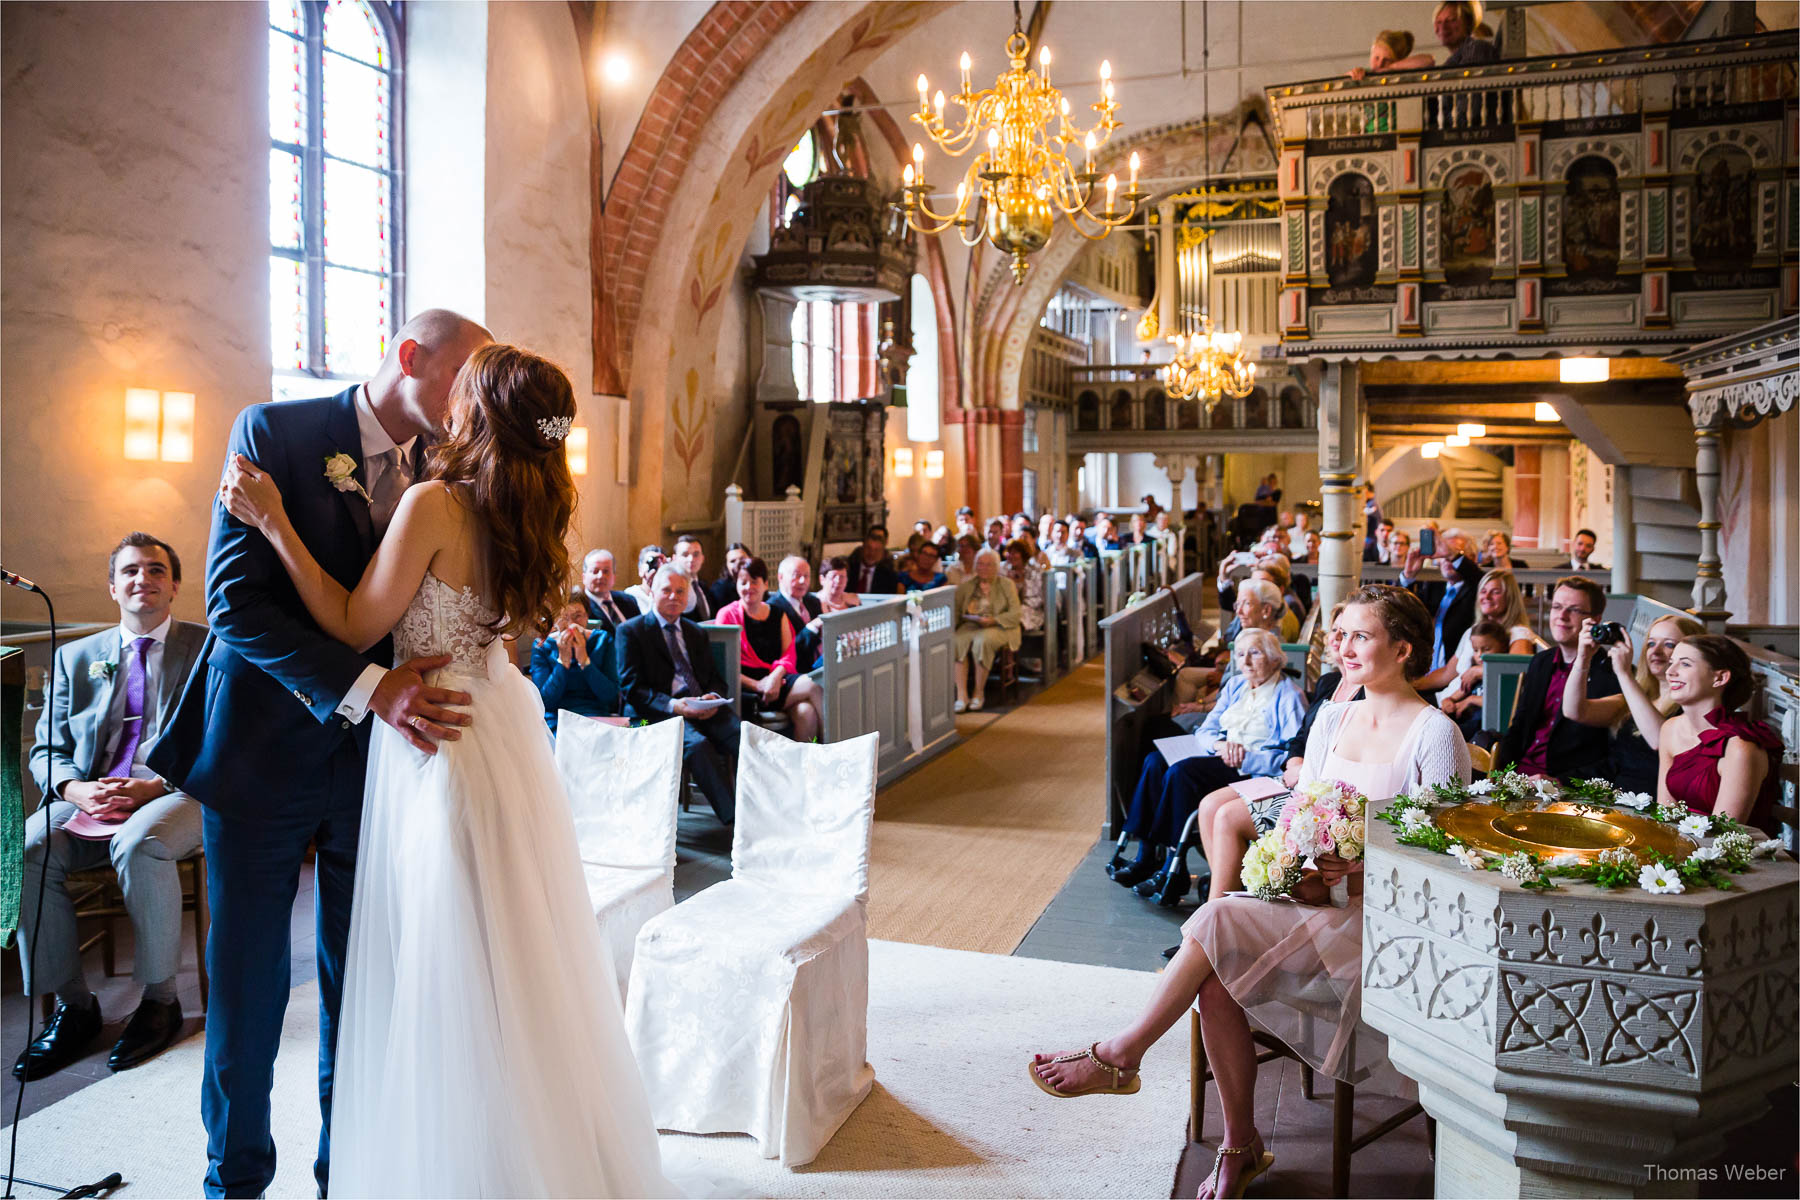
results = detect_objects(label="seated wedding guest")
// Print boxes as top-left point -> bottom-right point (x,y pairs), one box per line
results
1568,527 -> 1605,571
579,547 -> 640,633
953,505 -> 978,541
531,599 -> 621,730
952,548 -> 1021,712
1032,584 -> 1470,1200
1349,27 -> 1434,78
1011,512 -> 1033,540
715,556 -> 822,743
816,556 -> 861,613
1564,613 -> 1704,794
912,518 -> 934,543
1412,567 -> 1538,697
1435,0 -> 1497,65
622,543 -> 666,612
851,526 -> 900,594
1045,519 -> 1082,566
1478,530 -> 1514,571
1122,512 -> 1152,547
1038,511 -> 1055,545
1493,576 -> 1619,782
1111,631 -> 1305,907
17,532 -> 205,1080
985,516 -> 1009,553
1388,528 -> 1411,564
900,541 -> 949,592
1659,634 -> 1781,831
618,563 -> 741,823
770,555 -> 824,671
1218,566 -> 1300,644
945,533 -> 981,584
1092,514 -> 1123,553
1364,518 -> 1395,564
1301,530 -> 1321,564
1436,620 -> 1510,738
1003,539 -> 1046,636
671,534 -> 715,620
1017,529 -> 1052,570
1068,515 -> 1100,560
1181,610 -> 1359,910
706,542 -> 751,613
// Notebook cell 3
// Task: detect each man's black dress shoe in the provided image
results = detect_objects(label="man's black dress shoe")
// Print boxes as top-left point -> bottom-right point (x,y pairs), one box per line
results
13,999 -> 103,1081
1113,853 -> 1164,889
108,998 -> 184,1071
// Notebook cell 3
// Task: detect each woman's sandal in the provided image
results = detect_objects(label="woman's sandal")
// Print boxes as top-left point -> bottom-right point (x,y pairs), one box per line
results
1200,1142 -> 1275,1199
1028,1043 -> 1142,1097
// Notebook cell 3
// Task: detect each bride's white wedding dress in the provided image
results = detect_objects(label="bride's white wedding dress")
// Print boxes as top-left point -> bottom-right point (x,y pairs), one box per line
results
328,572 -> 675,1198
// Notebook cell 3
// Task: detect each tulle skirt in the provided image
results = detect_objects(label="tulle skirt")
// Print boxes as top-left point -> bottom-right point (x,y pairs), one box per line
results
328,659 -> 676,1198
1184,894 -> 1410,1097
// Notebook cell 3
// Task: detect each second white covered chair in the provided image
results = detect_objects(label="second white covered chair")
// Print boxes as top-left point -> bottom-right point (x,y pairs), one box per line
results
553,712 -> 684,997
625,722 -> 879,1166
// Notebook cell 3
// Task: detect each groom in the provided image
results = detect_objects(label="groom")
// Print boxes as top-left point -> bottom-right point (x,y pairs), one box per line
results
149,309 -> 491,1198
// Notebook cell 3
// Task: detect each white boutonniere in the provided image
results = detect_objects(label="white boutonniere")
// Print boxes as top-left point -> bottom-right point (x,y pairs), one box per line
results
323,452 -> 372,502
88,660 -> 117,682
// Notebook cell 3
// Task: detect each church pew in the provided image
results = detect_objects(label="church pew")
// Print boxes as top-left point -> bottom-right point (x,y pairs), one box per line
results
816,588 -> 958,788
1098,574 -> 1213,836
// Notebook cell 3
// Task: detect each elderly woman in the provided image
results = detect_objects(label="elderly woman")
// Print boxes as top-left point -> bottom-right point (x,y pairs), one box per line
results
1112,629 -> 1306,907
715,556 -> 823,742
815,555 -> 861,613
952,547 -> 1022,712
1565,612 -> 1704,794
530,599 -> 621,731
1003,538 -> 1046,634
1658,634 -> 1782,831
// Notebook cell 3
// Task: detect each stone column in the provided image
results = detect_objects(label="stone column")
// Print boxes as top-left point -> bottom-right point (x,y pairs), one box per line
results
1156,199 -> 1178,339
1611,466 -> 1635,595
1155,453 -> 1198,580
1316,360 -> 1366,617
1690,422 -> 1730,629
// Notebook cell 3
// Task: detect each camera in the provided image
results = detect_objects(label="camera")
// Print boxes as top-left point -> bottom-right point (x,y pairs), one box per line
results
1590,621 -> 1626,647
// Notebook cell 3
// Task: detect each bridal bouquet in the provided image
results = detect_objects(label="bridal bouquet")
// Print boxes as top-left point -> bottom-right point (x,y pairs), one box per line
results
1240,779 -> 1368,907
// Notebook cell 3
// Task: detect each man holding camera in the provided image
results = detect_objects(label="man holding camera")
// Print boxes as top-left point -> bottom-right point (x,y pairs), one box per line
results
1493,576 -> 1620,782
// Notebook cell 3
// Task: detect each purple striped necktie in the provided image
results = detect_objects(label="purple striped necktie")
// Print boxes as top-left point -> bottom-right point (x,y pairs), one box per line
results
103,636 -> 153,778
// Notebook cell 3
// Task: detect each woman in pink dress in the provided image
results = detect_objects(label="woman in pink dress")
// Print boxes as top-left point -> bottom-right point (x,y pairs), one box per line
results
1659,633 -> 1781,832
1029,585 -> 1470,1199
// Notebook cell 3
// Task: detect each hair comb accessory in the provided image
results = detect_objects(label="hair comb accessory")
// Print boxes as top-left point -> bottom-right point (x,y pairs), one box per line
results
537,415 -> 574,442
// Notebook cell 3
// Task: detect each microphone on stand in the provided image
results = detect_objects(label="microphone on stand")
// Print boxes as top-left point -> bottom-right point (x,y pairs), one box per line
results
0,567 -> 44,594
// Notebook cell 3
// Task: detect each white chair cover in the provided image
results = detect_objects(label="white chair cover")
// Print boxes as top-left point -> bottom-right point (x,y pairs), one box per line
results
554,713 -> 684,996
626,723 -> 879,1166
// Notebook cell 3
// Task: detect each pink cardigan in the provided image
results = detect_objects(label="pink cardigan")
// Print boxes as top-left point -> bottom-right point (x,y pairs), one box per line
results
713,600 -> 801,674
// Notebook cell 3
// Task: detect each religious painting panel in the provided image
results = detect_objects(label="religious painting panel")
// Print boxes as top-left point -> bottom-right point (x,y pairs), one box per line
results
1440,166 -> 1496,286
1689,144 -> 1754,274
1562,156 -> 1620,282
1324,172 -> 1378,289
771,413 -> 804,496
826,408 -> 865,504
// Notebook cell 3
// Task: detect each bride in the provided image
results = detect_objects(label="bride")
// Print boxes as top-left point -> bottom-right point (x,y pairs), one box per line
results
221,344 -> 674,1198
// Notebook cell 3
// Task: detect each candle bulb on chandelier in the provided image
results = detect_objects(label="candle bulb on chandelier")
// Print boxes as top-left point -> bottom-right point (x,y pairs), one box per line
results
1105,173 -> 1117,212
917,74 -> 929,110
903,163 -> 914,189
1039,44 -> 1050,84
1083,132 -> 1096,172
959,51 -> 971,92
933,89 -> 946,120
1129,150 -> 1140,191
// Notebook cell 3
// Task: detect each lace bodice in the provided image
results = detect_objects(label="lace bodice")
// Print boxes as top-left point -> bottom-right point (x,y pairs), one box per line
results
393,571 -> 505,675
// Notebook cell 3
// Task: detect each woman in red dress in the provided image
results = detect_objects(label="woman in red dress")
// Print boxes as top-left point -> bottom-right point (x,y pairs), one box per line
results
1658,634 -> 1781,832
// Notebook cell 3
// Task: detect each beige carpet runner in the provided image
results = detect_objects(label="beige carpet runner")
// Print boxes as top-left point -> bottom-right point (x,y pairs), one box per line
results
867,663 -> 1108,955
5,941 -> 1188,1198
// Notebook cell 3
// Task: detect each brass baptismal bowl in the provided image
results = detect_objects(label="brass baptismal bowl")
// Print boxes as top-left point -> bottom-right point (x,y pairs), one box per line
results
1434,800 -> 1694,864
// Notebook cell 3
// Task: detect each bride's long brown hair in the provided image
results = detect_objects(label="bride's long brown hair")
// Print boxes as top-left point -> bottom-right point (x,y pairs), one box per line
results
426,343 -> 577,639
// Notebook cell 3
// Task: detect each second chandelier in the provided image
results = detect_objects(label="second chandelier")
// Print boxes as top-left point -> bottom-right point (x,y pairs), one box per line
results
899,9 -> 1143,283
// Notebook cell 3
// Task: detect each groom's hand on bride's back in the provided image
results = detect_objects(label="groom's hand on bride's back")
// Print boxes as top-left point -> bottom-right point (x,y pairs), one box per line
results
371,654 -> 473,753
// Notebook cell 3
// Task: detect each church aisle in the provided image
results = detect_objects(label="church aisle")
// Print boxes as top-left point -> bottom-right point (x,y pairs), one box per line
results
864,661 -> 1109,955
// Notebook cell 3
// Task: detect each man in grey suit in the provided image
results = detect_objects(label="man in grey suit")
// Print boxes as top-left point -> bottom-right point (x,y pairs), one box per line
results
16,532 -> 206,1080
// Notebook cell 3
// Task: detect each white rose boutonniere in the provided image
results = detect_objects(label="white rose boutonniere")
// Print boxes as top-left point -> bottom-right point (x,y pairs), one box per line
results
323,452 -> 372,502
88,660 -> 117,682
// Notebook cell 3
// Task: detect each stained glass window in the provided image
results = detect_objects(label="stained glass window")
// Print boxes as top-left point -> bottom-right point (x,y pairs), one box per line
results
270,0 -> 400,396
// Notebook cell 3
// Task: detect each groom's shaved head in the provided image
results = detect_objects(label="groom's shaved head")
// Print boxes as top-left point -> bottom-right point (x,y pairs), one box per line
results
371,307 -> 492,443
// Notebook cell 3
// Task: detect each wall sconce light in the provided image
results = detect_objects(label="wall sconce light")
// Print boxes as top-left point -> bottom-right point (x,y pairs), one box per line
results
565,425 -> 589,476
600,51 -> 632,85
1535,401 -> 1560,421
1445,433 -> 1470,448
924,449 -> 945,479
1456,423 -> 1485,439
1559,357 -> 1609,384
124,388 -> 194,462
893,447 -> 915,477
1420,441 -> 1442,459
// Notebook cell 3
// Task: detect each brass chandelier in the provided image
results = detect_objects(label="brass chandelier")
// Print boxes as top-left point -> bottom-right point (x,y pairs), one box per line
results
898,1 -> 1143,283
1162,0 -> 1254,409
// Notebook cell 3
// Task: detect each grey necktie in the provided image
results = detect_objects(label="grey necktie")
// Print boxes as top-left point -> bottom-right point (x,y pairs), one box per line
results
368,446 -> 407,536
662,623 -> 700,698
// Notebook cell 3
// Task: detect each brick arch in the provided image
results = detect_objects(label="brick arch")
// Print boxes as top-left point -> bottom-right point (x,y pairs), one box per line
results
591,1 -> 807,395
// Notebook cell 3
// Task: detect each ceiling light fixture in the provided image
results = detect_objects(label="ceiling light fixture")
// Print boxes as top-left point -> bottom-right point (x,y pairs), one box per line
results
1535,401 -> 1560,421
1456,423 -> 1486,439
1421,441 -> 1442,459
1445,433 -> 1470,448
1559,356 -> 1609,384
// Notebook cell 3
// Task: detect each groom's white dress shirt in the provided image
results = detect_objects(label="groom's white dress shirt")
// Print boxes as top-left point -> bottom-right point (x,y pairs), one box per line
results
336,384 -> 420,724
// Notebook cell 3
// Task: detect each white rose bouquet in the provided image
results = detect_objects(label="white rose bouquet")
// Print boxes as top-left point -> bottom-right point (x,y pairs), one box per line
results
1241,779 -> 1368,907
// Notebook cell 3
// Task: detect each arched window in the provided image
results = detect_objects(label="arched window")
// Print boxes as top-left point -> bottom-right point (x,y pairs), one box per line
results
270,0 -> 401,398
791,299 -> 878,403
904,274 -> 939,443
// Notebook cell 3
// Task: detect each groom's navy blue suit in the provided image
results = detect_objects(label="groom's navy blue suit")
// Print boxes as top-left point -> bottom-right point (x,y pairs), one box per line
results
150,385 -> 399,1199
